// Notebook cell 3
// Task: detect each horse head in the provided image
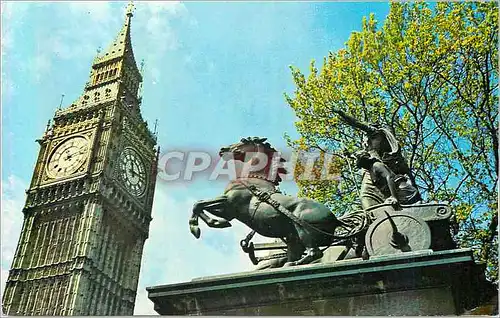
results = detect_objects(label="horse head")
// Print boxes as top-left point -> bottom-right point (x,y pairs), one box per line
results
219,137 -> 288,184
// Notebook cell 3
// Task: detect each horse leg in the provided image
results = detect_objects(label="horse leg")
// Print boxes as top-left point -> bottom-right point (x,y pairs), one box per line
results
190,197 -> 230,238
283,234 -> 305,267
189,211 -> 201,239
199,212 -> 232,228
198,196 -> 232,228
256,257 -> 288,270
286,225 -> 324,266
292,247 -> 323,266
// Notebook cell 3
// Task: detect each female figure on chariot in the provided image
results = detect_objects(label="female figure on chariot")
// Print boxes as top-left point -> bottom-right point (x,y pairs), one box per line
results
333,109 -> 422,209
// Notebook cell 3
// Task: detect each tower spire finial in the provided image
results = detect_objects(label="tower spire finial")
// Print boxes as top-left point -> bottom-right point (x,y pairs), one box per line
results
126,1 -> 134,17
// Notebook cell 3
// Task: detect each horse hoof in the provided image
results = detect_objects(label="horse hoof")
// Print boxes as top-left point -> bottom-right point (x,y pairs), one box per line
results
283,261 -> 296,267
190,226 -> 201,239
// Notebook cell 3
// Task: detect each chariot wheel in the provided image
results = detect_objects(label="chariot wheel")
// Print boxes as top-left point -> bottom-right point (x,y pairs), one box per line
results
365,211 -> 431,256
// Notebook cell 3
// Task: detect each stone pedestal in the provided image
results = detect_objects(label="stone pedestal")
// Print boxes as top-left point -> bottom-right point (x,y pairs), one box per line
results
147,248 -> 493,315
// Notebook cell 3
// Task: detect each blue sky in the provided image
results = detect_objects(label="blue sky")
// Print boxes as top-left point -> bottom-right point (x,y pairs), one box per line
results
1,1 -> 390,314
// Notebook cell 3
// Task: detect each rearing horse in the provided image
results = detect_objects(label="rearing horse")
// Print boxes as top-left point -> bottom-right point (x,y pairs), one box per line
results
189,137 -> 360,266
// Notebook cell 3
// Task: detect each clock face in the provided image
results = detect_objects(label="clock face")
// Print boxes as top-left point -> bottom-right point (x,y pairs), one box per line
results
47,136 -> 90,179
118,148 -> 147,197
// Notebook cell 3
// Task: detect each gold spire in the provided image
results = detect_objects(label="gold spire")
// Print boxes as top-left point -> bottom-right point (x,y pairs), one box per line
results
126,1 -> 134,17
93,1 -> 137,67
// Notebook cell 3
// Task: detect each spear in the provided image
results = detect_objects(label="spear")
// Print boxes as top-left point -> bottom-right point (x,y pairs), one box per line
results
332,109 -> 375,134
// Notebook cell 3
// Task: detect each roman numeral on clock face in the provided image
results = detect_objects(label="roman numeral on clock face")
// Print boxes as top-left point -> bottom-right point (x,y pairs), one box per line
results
47,136 -> 89,179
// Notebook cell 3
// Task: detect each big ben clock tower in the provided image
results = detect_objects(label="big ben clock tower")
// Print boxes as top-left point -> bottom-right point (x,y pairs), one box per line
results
2,3 -> 158,315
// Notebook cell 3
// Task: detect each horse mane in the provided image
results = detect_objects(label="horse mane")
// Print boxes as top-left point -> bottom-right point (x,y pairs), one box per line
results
239,137 -> 278,153
237,137 -> 288,183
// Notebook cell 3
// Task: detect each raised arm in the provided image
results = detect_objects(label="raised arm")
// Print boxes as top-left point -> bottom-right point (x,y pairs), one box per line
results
332,109 -> 375,134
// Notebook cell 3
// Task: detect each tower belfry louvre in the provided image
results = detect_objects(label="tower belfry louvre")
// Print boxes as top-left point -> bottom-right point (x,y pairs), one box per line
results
2,3 -> 158,315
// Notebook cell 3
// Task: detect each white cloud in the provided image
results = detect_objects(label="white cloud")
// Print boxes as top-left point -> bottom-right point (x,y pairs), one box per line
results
2,2 -> 193,88
1,1 -> 29,54
30,55 -> 52,83
54,2 -> 118,59
63,1 -> 189,55
138,1 -> 188,52
2,2 -> 119,85
67,1 -> 114,24
133,1 -> 193,85
138,1 -> 187,16
207,61 -> 216,73
149,67 -> 161,85
183,54 -> 193,65
134,288 -> 159,315
1,28 -> 13,54
1,74 -> 16,102
1,175 -> 27,301
189,17 -> 198,28
1,1 -> 29,23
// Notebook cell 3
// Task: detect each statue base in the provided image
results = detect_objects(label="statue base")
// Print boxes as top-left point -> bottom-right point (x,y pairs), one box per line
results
147,248 -> 495,315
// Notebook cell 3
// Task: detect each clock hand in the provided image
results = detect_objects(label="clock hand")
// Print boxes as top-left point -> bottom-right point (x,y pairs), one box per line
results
130,161 -> 137,173
65,147 -> 84,160
127,163 -> 137,177
75,145 -> 86,153
73,147 -> 86,155
130,167 -> 140,177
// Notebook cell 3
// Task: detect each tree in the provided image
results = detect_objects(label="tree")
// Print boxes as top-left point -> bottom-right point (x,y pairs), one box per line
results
285,2 -> 498,280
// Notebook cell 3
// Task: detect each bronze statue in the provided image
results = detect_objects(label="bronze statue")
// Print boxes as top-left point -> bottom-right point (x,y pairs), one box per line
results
188,137 -> 455,267
333,109 -> 421,209
354,150 -> 420,207
188,137 -> 365,267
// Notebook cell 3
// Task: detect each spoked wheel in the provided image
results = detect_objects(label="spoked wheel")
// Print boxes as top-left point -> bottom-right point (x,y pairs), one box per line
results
365,211 -> 431,256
